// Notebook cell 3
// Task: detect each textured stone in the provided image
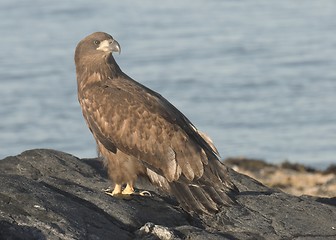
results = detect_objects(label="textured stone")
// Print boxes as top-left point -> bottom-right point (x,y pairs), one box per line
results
0,149 -> 335,239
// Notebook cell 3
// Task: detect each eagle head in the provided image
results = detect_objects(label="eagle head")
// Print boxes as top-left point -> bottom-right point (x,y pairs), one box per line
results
75,32 -> 122,82
75,32 -> 121,64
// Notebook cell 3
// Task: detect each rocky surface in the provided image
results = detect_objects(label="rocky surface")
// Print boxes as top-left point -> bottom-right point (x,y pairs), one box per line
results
0,149 -> 335,239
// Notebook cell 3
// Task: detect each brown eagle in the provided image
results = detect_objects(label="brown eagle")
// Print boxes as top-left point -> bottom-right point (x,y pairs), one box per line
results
74,32 -> 237,214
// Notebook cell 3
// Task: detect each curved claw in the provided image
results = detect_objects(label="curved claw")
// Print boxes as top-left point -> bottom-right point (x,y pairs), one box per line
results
138,190 -> 152,197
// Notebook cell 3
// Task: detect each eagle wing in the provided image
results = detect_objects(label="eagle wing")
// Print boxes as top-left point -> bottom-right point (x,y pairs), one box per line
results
79,73 -> 218,182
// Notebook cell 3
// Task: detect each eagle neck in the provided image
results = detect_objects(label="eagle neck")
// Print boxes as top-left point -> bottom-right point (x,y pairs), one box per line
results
106,54 -> 121,78
76,53 -> 122,91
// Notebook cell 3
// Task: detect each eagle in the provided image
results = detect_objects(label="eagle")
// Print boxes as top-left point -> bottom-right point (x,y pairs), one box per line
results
74,32 -> 237,214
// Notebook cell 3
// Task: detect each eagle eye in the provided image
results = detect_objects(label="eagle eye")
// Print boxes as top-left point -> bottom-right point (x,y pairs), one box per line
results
93,40 -> 100,45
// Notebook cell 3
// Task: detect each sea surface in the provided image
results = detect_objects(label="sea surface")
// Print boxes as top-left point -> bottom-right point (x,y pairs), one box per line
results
0,0 -> 335,169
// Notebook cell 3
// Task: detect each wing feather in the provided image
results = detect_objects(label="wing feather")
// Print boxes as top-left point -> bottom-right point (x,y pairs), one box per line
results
79,74 -> 211,182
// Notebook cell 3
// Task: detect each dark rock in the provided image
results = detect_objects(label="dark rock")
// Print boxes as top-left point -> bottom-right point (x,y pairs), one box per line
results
224,157 -> 273,172
325,164 -> 336,175
0,149 -> 336,239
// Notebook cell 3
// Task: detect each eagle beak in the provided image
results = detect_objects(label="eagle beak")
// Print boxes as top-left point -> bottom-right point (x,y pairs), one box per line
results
97,39 -> 121,54
110,39 -> 121,54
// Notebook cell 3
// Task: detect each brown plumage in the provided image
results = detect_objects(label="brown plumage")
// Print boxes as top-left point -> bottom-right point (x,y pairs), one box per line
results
74,32 -> 237,214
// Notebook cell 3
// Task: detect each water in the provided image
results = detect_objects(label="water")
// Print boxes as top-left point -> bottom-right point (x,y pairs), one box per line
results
0,0 -> 335,169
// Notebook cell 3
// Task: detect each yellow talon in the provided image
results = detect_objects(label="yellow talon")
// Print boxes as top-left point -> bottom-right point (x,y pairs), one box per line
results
103,182 -> 151,198
122,183 -> 135,195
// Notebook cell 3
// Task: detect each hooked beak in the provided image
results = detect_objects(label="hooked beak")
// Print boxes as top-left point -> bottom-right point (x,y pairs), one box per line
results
97,39 -> 121,54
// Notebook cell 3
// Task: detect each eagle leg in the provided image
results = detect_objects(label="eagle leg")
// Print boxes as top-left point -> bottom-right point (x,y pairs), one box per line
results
112,183 -> 122,195
122,182 -> 135,195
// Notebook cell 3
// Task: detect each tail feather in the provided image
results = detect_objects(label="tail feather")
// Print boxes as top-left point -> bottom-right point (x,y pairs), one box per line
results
205,157 -> 238,192
170,181 -> 209,214
145,138 -> 238,215
199,184 -> 227,205
168,159 -> 237,214
188,184 -> 218,212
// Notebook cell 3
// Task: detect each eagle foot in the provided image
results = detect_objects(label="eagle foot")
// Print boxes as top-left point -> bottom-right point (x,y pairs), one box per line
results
103,188 -> 151,198
103,182 -> 151,198
103,189 -> 133,200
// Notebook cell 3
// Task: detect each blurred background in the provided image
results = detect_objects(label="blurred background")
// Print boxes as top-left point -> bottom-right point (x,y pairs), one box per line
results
0,0 -> 335,169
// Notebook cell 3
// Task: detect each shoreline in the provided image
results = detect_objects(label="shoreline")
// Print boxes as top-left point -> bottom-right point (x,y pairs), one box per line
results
224,157 -> 336,198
